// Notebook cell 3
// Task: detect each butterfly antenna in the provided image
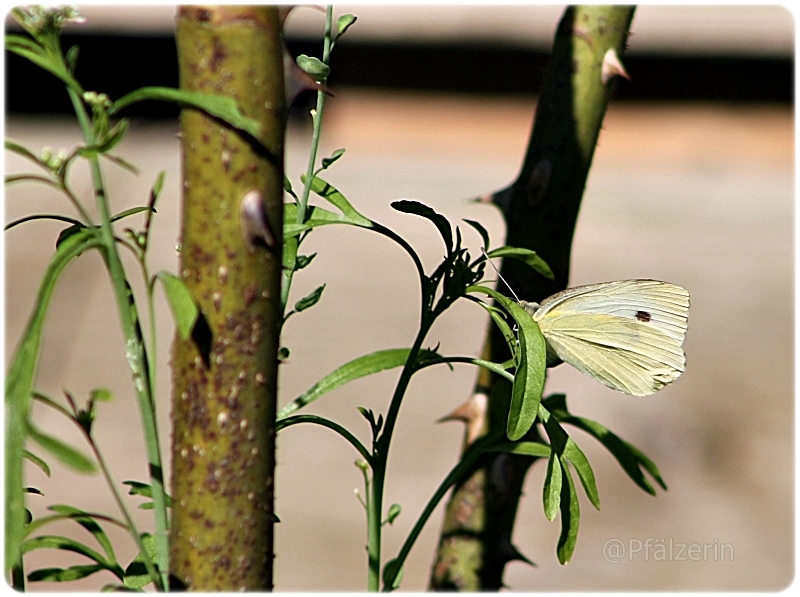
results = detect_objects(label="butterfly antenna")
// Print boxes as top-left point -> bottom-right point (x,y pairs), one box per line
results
482,248 -> 522,304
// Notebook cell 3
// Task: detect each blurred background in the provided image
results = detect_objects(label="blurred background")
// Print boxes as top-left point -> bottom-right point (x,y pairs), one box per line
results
4,4 -> 794,591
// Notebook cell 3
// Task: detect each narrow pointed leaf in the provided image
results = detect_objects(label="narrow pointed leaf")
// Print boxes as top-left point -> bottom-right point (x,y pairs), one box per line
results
542,451 -> 562,521
294,284 -> 325,312
304,175 -> 372,226
277,349 -> 434,420
563,439 -> 600,510
23,451 -> 50,477
111,87 -> 261,139
28,564 -> 106,582
486,246 -> 555,281
391,200 -> 453,254
556,462 -> 581,564
504,300 -> 546,440
22,535 -> 111,571
26,423 -> 95,474
463,218 -> 490,250
489,441 -> 551,458
321,148 -> 345,169
47,505 -> 118,565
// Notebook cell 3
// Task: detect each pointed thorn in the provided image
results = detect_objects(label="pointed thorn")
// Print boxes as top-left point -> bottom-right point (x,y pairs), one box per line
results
601,48 -> 630,85
437,392 -> 488,445
498,529 -> 536,567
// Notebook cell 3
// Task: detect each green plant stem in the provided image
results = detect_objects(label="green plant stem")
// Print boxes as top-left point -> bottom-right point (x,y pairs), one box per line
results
367,316 -> 433,591
67,87 -> 169,591
26,395 -> 160,586
281,4 -> 334,312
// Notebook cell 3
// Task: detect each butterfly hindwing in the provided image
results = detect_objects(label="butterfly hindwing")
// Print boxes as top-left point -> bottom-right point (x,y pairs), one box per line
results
529,280 -> 689,396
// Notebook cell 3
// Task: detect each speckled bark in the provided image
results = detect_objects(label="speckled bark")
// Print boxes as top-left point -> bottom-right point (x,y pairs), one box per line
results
171,6 -> 284,591
430,6 -> 636,591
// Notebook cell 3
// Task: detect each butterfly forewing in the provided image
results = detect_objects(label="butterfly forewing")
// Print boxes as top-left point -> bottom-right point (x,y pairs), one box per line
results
529,280 -> 689,396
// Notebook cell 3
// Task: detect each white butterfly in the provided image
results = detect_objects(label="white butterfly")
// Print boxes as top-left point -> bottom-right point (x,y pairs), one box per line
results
521,280 -> 690,396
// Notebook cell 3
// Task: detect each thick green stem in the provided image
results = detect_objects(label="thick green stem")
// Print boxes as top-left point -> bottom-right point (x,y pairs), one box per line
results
430,6 -> 637,590
171,6 -> 284,590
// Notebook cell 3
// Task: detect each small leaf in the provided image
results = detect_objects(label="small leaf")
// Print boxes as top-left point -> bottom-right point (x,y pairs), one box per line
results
391,200 -> 453,254
563,439 -> 600,510
111,87 -> 261,140
110,207 -> 154,224
295,253 -> 317,271
90,388 -> 113,403
278,347 -> 290,360
26,423 -> 96,473
23,450 -> 51,477
278,348 -> 431,419
296,54 -> 330,81
28,564 -> 106,582
386,503 -> 401,524
489,441 -> 551,458
556,464 -> 581,564
294,284 -> 325,312
65,44 -> 79,73
122,481 -> 173,507
486,246 -> 555,281
304,175 -> 372,227
25,487 -> 44,496
336,14 -> 357,38
321,148 -> 345,169
47,505 -> 118,565
542,451 -> 562,521
155,272 -> 199,340
463,219 -> 490,250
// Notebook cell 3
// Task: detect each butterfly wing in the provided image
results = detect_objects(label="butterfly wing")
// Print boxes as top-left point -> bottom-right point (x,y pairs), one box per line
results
531,280 -> 689,396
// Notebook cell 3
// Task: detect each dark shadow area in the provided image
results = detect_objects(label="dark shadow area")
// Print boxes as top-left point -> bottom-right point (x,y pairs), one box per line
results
5,34 -> 793,119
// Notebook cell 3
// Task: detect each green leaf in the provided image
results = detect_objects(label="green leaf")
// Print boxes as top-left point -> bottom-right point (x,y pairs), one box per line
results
26,422 -> 95,474
122,481 -> 173,507
543,394 -> 666,495
503,300 -> 546,441
47,505 -> 118,565
321,148 -> 345,169
336,14 -> 358,38
294,284 -> 325,312
489,441 -> 551,458
296,54 -> 330,81
304,175 -> 373,227
5,34 -> 82,93
90,388 -> 113,403
386,503 -> 401,525
22,536 -> 113,572
563,438 -> 600,510
65,44 -> 79,73
556,463 -> 581,564
155,272 -> 199,340
382,557 -> 404,591
277,348 -> 428,419
391,200 -> 453,254
111,87 -> 261,140
123,534 -> 158,589
110,207 -> 155,224
28,564 -> 106,582
295,253 -> 317,270
23,450 -> 51,477
4,138 -> 43,166
486,246 -> 555,281
463,219 -> 490,250
542,451 -> 562,521
284,203 -> 371,238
